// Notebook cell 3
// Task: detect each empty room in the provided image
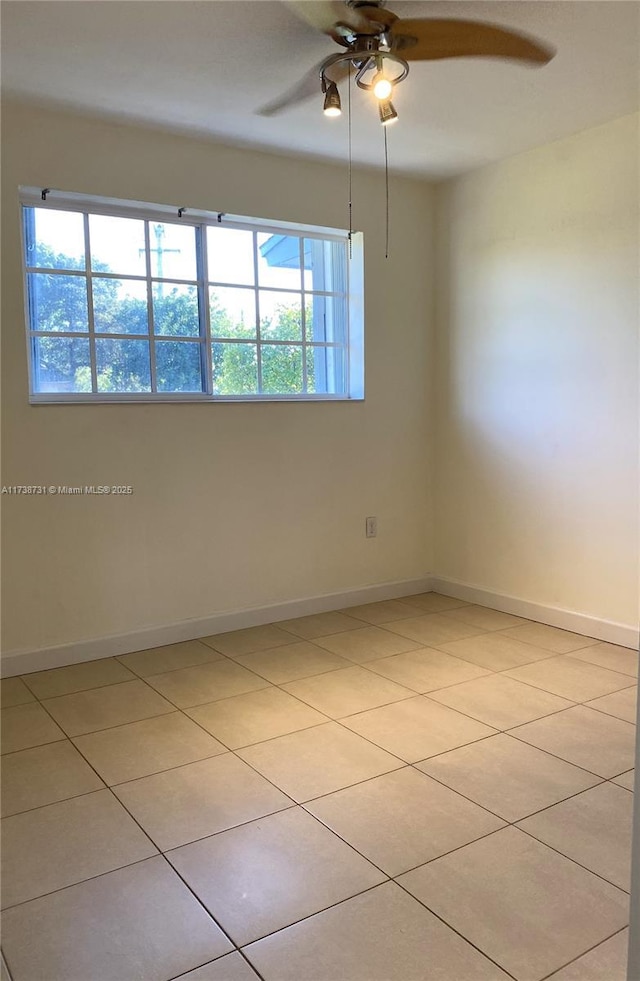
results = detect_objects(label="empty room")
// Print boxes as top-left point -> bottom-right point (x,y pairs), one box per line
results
1,2 -> 639,980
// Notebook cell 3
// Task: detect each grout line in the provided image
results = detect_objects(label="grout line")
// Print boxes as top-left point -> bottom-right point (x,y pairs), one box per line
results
1,783 -> 110,821
18,668 -> 139,699
154,852 -> 240,959
495,669 -> 636,700
418,693 -> 581,731
505,728 -> 628,780
514,823 -> 631,895
1,737 -> 68,758
390,876 -> 521,981
536,924 -> 629,980
234,881 -> 397,959
1,950 -> 14,981
0,853 -> 157,913
114,650 -> 232,681
582,700 -> 637,726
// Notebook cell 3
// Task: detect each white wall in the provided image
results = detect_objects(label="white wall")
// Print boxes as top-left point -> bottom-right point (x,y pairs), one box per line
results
434,114 -> 639,631
1,102 -> 435,656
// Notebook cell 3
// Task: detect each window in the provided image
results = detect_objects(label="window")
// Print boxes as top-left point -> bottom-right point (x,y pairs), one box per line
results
20,189 -> 363,402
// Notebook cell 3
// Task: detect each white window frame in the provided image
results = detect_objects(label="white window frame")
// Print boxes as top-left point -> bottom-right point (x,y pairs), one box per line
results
20,187 -> 364,403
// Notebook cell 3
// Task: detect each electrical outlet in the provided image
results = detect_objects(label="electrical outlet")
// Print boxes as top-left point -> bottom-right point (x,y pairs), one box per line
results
365,516 -> 377,538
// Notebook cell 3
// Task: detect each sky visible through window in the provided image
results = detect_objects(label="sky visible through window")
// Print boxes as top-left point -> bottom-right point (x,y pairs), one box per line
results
32,210 -> 304,322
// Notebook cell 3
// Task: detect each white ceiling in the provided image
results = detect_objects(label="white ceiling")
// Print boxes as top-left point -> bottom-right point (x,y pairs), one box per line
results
2,0 -> 639,178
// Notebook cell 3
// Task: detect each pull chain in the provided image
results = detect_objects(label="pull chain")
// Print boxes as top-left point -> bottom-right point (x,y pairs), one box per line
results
384,125 -> 390,260
348,66 -> 353,260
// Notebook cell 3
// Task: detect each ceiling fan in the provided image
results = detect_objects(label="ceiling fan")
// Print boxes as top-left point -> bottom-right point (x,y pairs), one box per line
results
259,0 -> 555,122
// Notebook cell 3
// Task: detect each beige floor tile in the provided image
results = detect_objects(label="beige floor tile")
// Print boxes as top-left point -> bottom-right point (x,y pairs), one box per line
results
282,666 -> 413,718
586,685 -> 637,724
612,770 -> 635,791
42,679 -> 174,736
365,647 -> 490,693
511,705 -> 637,778
235,642 -> 351,684
307,767 -> 504,876
113,753 -> 291,850
1,740 -> 103,817
313,625 -> 422,663
168,807 -> 385,945
398,592 -> 469,613
438,633 -> 554,671
571,642 -> 638,678
1,789 -> 156,908
342,696 -> 495,763
244,880 -> 510,981
518,783 -> 633,891
500,622 -> 599,653
237,722 -> 403,802
1,954 -> 9,981
383,613 -> 484,647
178,954 -> 261,980
117,640 -> 224,678
417,733 -> 600,821
1,856 -> 232,981
186,687 -> 327,749
444,605 -> 528,631
505,656 -> 633,702
21,657 -> 136,699
546,928 -> 629,981
144,660 -> 269,708
398,827 -> 628,981
0,677 -> 35,708
1,702 -> 65,754
428,674 -> 573,730
201,623 -> 297,657
279,611 -> 364,639
341,599 -> 425,624
73,712 -> 227,785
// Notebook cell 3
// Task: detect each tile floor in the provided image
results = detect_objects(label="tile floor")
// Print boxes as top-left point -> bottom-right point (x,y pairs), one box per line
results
0,594 -> 637,981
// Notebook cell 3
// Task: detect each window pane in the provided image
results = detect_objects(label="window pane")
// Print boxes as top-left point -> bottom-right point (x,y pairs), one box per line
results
25,208 -> 85,271
89,215 -> 146,276
208,227 -> 254,286
259,292 -> 302,341
32,336 -> 91,393
95,339 -> 151,392
306,345 -> 346,395
28,273 -> 88,332
149,222 -> 197,281
257,233 -> 302,290
153,284 -> 199,336
303,238 -> 347,292
93,278 -> 148,334
210,287 -> 256,339
155,340 -> 204,392
305,294 -> 347,345
212,342 -> 257,395
261,344 -> 303,394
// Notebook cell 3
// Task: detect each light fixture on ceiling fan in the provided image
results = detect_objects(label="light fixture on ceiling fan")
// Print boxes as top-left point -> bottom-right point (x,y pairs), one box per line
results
259,0 -> 555,257
259,0 -> 556,123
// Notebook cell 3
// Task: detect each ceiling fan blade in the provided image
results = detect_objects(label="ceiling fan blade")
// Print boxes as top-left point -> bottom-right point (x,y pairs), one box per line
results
257,60 -> 350,116
393,18 -> 555,65
354,4 -> 398,31
283,1 -> 379,37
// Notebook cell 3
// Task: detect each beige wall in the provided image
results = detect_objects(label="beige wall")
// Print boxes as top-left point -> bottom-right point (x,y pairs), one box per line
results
434,113 -> 639,628
3,102 -> 637,657
1,102 -> 435,654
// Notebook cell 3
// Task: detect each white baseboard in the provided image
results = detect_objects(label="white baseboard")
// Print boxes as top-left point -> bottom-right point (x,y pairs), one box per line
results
1,575 -> 434,677
3,573 -> 638,677
431,576 -> 640,651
